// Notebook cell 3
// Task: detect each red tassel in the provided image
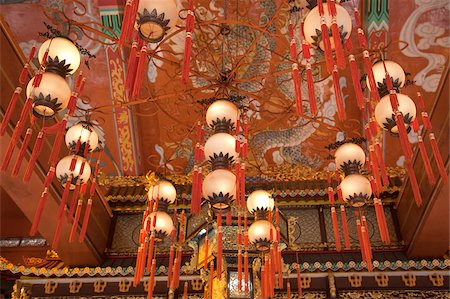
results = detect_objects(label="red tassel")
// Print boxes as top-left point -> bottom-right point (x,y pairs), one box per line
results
52,217 -> 64,249
388,90 -> 400,112
327,187 -> 335,204
12,128 -> 32,176
148,259 -> 156,297
296,264 -> 302,296
340,205 -> 351,249
277,245 -> 283,288
217,226 -> 223,279
302,40 -> 311,60
429,133 -> 448,181
240,163 -> 246,207
78,198 -> 92,242
125,42 -> 138,96
356,219 -> 367,263
354,7 -> 362,28
331,19 -> 346,69
336,185 -> 343,202
363,51 -> 380,101
132,46 -> 148,99
287,282 -> 291,298
48,119 -> 67,165
412,117 -> 420,133
416,91 -> 426,110
167,245 -> 175,287
422,112 -> 432,130
261,261 -> 267,299
69,199 -> 83,242
67,93 -> 78,116
133,246 -> 142,286
76,77 -> 86,95
292,64 -> 303,116
181,32 -> 193,84
183,281 -> 188,299
361,225 -> 373,271
377,199 -> 391,244
57,175 -> 73,220
395,112 -> 413,162
209,261 -> 214,298
244,251 -> 249,292
332,65 -> 346,120
23,131 -> 45,181
357,28 -> 368,49
204,235 -> 209,270
226,211 -> 232,226
191,165 -> 198,213
118,0 -> 135,46
68,180 -> 81,222
414,136 -> 435,184
306,64 -> 317,114
321,18 -> 334,74
237,249 -> 242,291
331,207 -> 341,251
0,87 -> 22,136
317,0 -> 324,16
29,188 -> 48,236
375,142 -> 390,187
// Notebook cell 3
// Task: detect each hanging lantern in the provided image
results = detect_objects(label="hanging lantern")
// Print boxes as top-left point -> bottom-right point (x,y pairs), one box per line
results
202,169 -> 236,214
144,211 -> 174,242
26,72 -> 71,119
303,3 -> 352,51
334,143 -> 366,175
149,180 -> 177,210
136,0 -> 179,43
367,60 -> 406,97
246,190 -> 274,219
65,122 -> 99,155
374,93 -> 416,135
39,37 -> 81,75
339,174 -> 372,207
55,155 -> 91,189
204,132 -> 237,169
248,220 -> 276,252
205,100 -> 239,133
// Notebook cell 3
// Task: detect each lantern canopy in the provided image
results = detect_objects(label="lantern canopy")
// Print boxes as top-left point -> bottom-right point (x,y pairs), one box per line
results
202,169 -> 236,214
136,0 -> 179,43
144,211 -> 174,242
26,72 -> 71,119
368,60 -> 406,97
374,93 -> 416,135
205,100 -> 239,133
248,220 -> 276,252
339,174 -> 372,207
148,180 -> 177,206
247,190 -> 274,216
38,37 -> 81,75
65,122 -> 99,155
55,155 -> 91,189
303,3 -> 352,51
204,132 -> 237,169
334,143 -> 366,175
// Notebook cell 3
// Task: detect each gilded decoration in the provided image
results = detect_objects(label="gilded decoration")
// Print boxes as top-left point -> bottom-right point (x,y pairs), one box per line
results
339,290 -> 450,299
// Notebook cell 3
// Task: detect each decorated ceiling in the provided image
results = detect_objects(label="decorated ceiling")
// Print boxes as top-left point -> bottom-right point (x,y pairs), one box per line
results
1,0 -> 449,179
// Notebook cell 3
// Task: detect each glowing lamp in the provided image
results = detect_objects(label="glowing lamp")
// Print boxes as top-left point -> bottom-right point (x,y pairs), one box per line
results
26,72 -> 71,119
148,180 -> 177,209
247,190 -> 274,218
205,100 -> 239,133
368,60 -> 406,97
248,220 -> 276,252
375,93 -> 416,136
144,211 -> 174,241
204,133 -> 237,169
202,169 -> 236,214
334,143 -> 366,175
39,37 -> 81,75
339,174 -> 372,207
136,0 -> 178,43
65,122 -> 99,155
55,155 -> 91,189
303,3 -> 352,50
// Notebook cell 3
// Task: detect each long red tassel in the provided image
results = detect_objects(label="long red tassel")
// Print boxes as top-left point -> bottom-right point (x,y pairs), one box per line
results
183,281 -> 188,299
148,259 -> 156,298
118,0 -> 136,47
217,226 -> 223,279
12,128 -> 32,176
181,32 -> 193,84
48,120 -> 68,165
395,112 -> 413,162
29,188 -> 48,236
0,87 -> 22,136
78,198 -> 92,242
332,65 -> 346,120
125,42 -> 138,98
361,217 -> 373,271
356,218 -> 367,263
261,260 -> 267,299
362,51 -> 380,101
331,19 -> 346,69
69,199 -> 83,242
429,133 -> 448,181
204,234 -> 209,271
209,261 -> 214,298
357,28 -> 368,49
237,249 -> 242,291
306,63 -> 317,114
226,211 -> 232,226
167,245 -> 175,287
240,163 -> 246,207
68,180 -> 81,222
296,263 -> 302,296
374,142 -> 390,187
377,199 -> 391,244
348,55 -> 365,110
52,216 -> 64,249
292,64 -> 303,116
331,207 -> 341,251
320,19 -> 334,74
374,198 -> 386,243
340,205 -> 351,249
57,175 -> 72,220
23,130 -> 45,181
287,282 -> 291,298
244,251 -> 249,292
132,46 -> 148,99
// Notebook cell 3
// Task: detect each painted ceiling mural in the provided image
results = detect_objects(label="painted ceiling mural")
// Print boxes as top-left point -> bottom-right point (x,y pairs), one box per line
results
1,0 -> 448,179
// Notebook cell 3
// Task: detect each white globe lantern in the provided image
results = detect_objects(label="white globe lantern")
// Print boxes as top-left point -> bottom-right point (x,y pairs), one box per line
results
374,93 -> 417,135
368,60 -> 406,96
144,211 -> 174,241
248,220 -> 276,252
65,122 -> 99,154
148,180 -> 177,204
26,72 -> 71,119
202,169 -> 236,213
136,0 -> 178,43
205,100 -> 239,132
303,3 -> 352,50
334,143 -> 366,175
204,133 -> 237,169
247,190 -> 274,215
339,174 -> 372,207
39,37 -> 81,75
55,155 -> 91,190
